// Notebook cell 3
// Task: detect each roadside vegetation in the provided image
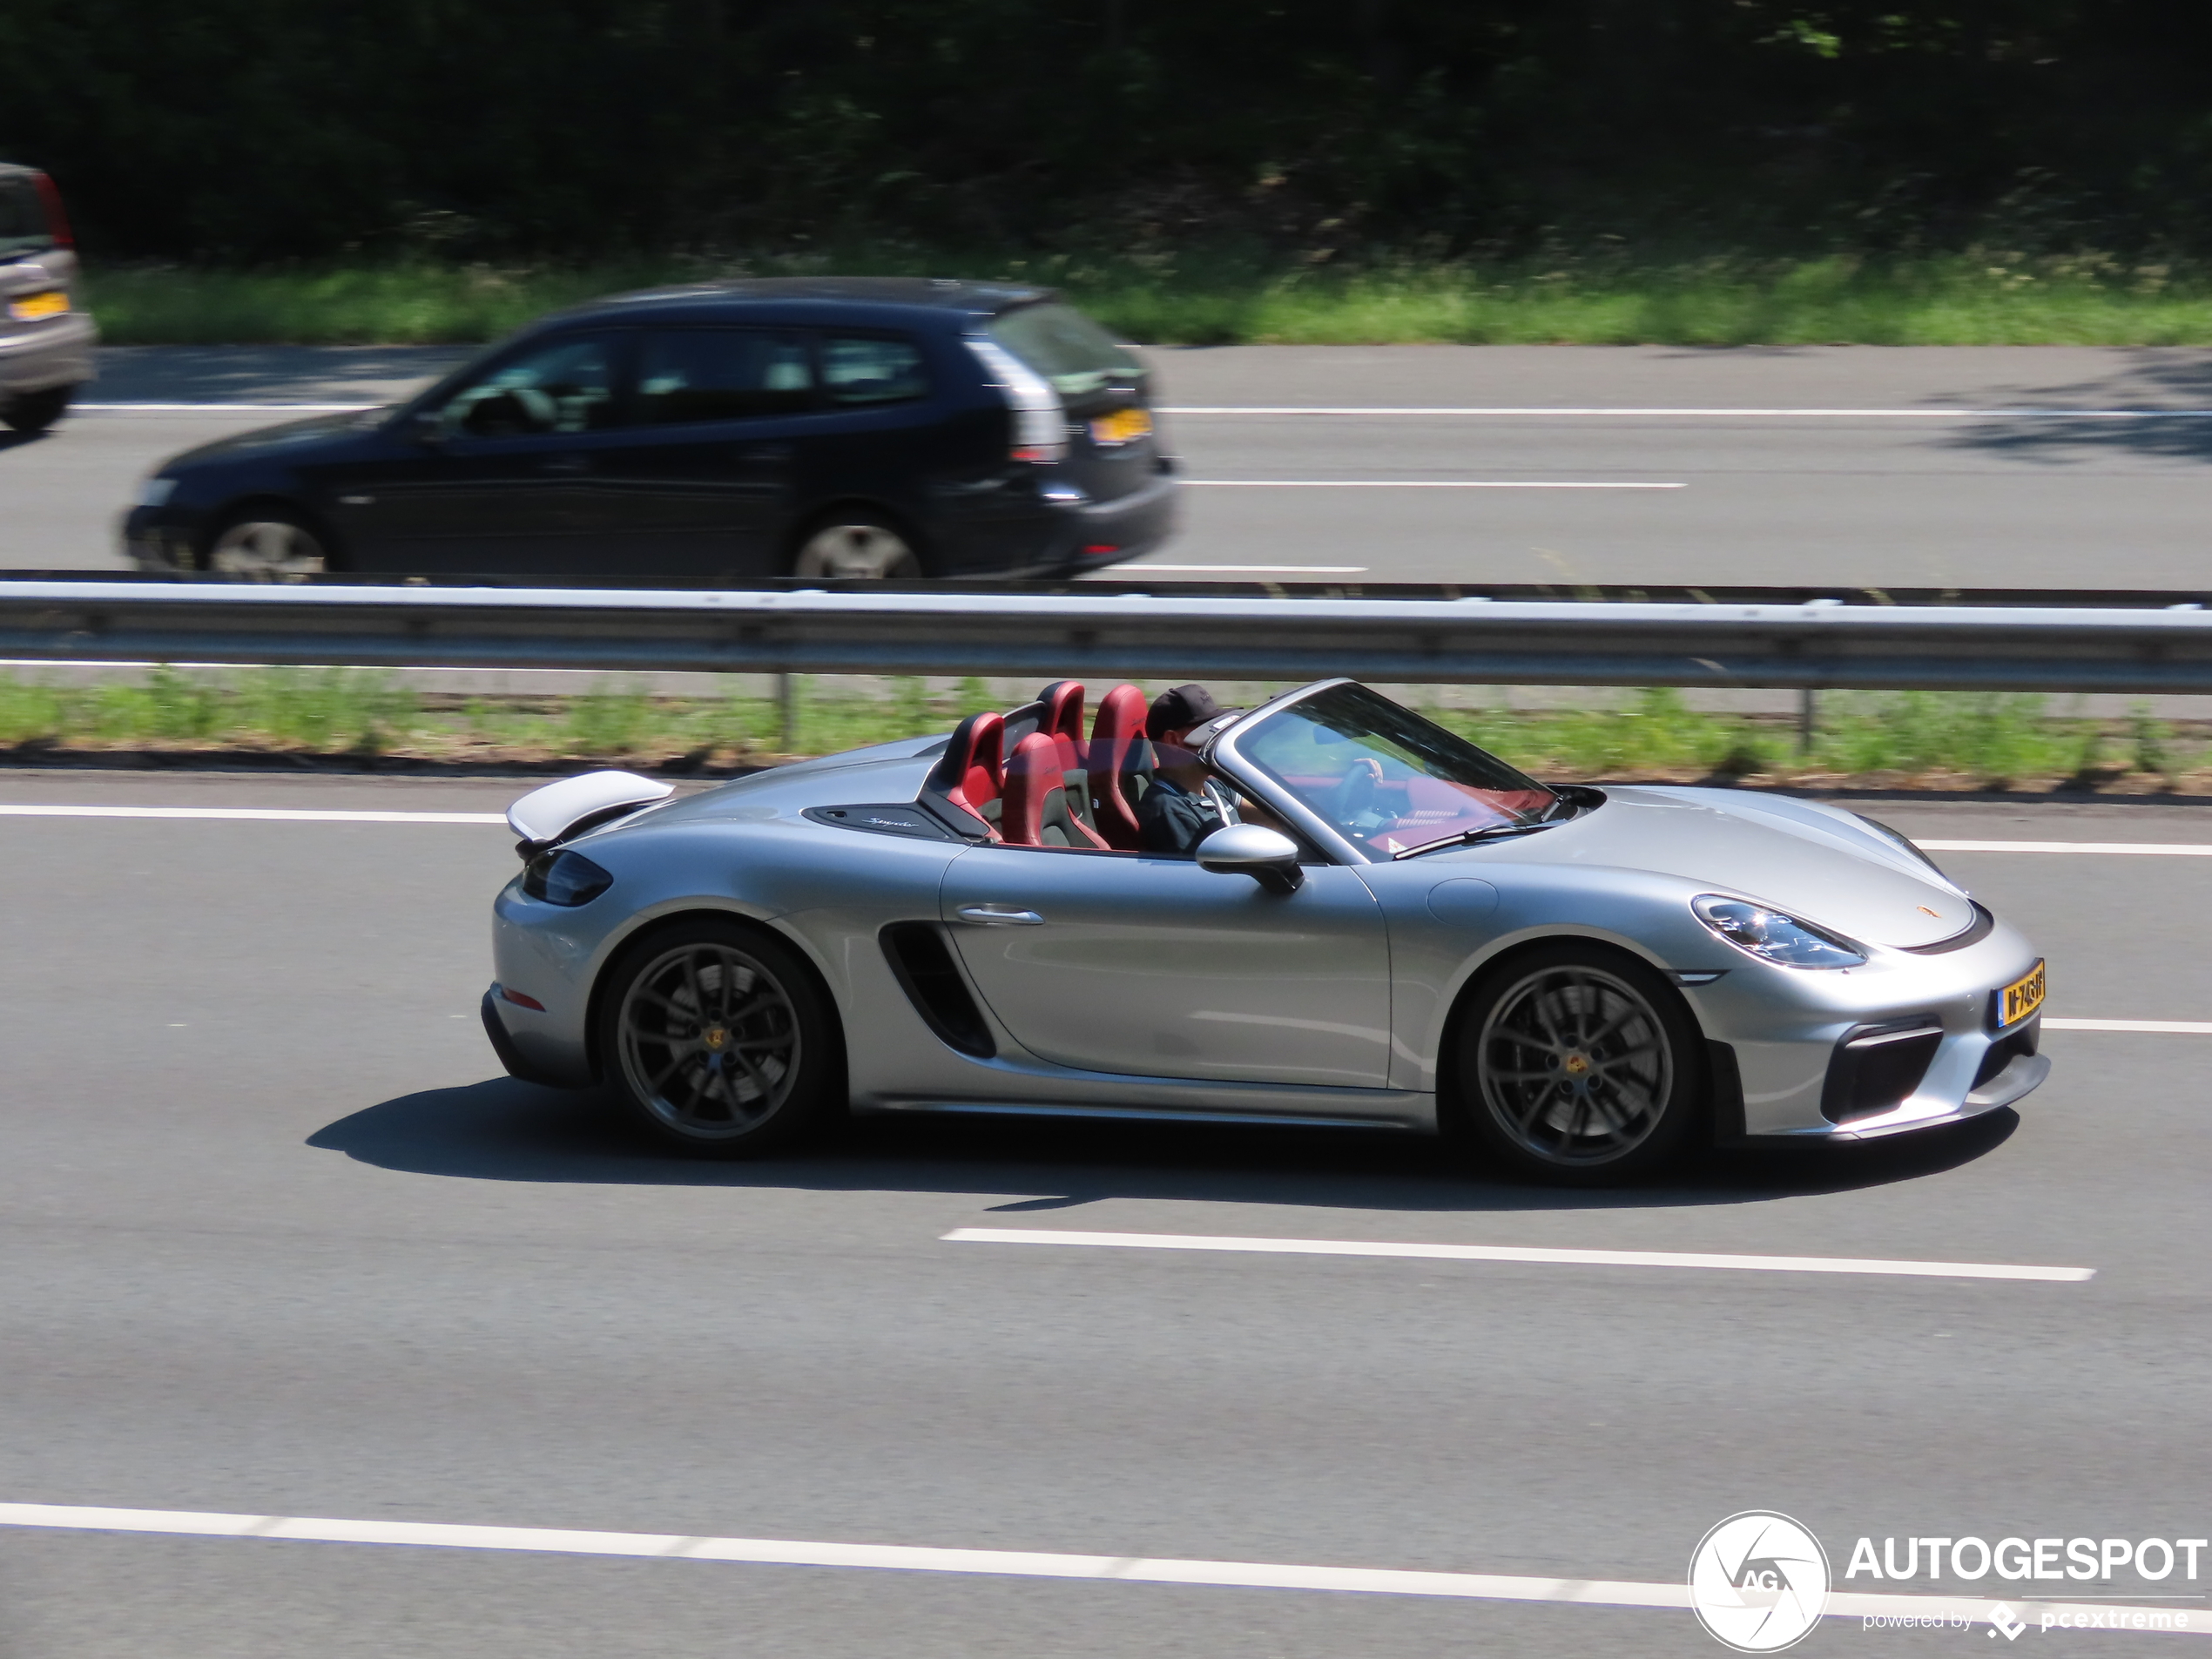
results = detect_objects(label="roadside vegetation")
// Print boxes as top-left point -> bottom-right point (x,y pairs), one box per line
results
0,669 -> 2199,795
84,249 -> 2212,348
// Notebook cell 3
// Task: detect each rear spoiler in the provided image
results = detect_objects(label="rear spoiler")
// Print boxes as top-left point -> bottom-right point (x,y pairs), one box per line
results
507,769 -> 673,859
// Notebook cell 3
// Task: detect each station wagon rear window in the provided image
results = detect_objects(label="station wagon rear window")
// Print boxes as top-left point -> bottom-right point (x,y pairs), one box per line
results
985,303 -> 1142,396
822,334 -> 928,406
0,176 -> 51,259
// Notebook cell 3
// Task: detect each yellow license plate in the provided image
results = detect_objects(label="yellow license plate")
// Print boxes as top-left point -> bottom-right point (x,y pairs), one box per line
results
1996,959 -> 2046,1028
1089,407 -> 1153,445
8,290 -> 68,321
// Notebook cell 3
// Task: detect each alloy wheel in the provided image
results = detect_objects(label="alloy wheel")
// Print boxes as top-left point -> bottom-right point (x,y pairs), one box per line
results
792,521 -> 921,579
617,942 -> 801,1140
1474,963 -> 1675,1167
208,518 -> 329,578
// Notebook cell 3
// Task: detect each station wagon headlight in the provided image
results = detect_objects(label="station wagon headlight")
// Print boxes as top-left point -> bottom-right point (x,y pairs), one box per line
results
523,849 -> 614,907
1692,894 -> 1866,968
137,476 -> 179,508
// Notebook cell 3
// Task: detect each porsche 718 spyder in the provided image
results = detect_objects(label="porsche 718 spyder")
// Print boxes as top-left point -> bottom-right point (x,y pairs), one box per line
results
481,677 -> 2048,1183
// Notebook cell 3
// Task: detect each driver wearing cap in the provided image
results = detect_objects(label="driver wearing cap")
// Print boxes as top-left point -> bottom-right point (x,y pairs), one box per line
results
1136,684 -> 1232,855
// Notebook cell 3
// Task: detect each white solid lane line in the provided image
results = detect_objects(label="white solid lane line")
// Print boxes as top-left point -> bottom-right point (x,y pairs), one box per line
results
0,805 -> 505,825
2,1503 -> 2200,1635
78,401 -> 381,413
2047,1018 -> 2212,1035
1162,404 -> 2212,420
1919,840 -> 2212,856
942,1228 -> 2093,1282
1187,478 -> 1684,489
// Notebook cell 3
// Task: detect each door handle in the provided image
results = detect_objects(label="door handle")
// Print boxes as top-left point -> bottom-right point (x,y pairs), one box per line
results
538,454 -> 591,475
954,903 -> 1045,926
737,443 -> 795,462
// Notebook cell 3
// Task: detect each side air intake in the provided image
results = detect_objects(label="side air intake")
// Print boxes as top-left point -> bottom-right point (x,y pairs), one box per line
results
880,923 -> 995,1058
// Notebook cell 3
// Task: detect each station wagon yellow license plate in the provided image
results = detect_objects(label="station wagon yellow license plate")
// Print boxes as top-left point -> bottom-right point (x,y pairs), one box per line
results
7,290 -> 69,321
1089,407 -> 1153,445
1996,959 -> 2046,1028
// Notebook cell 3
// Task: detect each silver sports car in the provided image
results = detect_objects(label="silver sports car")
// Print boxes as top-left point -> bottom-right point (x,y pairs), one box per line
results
482,678 -> 2048,1183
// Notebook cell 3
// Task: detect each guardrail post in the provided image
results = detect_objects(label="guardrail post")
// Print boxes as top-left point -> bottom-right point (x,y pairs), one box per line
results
778,672 -> 798,752
1798,687 -> 1818,753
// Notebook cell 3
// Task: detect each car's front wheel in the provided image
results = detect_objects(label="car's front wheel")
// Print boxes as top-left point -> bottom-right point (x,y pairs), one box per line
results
1450,943 -> 1703,1184
598,919 -> 840,1157
206,510 -> 332,579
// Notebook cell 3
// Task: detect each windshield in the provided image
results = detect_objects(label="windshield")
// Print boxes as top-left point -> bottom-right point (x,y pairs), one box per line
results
985,302 -> 1143,397
1235,684 -> 1557,855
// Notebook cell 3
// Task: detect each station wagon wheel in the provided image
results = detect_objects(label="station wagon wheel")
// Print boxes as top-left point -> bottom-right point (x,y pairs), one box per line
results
2,386 -> 71,435
600,919 -> 840,1157
791,511 -> 923,579
1453,944 -> 1702,1184
206,511 -> 331,579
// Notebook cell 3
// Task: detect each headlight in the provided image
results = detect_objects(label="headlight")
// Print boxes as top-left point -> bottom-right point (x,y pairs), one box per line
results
137,476 -> 179,508
1692,894 -> 1866,968
522,849 -> 613,906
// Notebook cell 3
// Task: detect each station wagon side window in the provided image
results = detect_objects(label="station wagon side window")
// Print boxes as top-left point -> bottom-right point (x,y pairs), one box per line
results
634,328 -> 814,424
820,334 -> 929,406
435,333 -> 619,439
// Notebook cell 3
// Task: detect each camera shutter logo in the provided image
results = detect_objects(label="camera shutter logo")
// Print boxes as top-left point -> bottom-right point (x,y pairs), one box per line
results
1688,1511 -> 1831,1652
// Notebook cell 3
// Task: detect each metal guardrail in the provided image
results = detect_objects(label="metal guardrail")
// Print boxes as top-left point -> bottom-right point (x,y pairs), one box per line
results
2,579 -> 2212,694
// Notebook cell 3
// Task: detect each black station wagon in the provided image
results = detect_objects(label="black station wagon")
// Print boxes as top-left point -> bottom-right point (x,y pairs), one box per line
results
124,279 -> 1179,581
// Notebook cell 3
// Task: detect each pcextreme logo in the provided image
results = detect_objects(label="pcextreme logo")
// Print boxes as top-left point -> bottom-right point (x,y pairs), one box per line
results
1689,1511 -> 1831,1653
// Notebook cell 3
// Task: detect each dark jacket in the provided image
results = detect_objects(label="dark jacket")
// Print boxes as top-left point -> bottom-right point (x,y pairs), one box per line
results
1136,774 -> 1225,855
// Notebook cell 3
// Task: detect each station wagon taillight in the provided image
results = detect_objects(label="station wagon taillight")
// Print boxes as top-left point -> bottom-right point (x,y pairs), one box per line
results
30,172 -> 72,250
966,336 -> 1066,463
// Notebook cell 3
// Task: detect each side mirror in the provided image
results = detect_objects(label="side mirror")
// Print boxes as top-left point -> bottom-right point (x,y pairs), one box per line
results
401,407 -> 443,444
1196,824 -> 1305,894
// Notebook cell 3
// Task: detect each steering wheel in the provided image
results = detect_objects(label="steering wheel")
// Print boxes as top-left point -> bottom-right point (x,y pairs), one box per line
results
1332,758 -> 1384,826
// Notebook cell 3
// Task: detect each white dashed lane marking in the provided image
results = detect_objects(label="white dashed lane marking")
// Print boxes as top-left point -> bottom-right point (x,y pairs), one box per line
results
942,1229 -> 2094,1283
0,1502 -> 2200,1635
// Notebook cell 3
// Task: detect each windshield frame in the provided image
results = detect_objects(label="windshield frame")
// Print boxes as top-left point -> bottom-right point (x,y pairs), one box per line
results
1207,678 -> 1560,864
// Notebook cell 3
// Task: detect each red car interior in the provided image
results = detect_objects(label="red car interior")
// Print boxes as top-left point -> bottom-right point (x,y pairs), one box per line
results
1001,732 -> 1111,849
1084,683 -> 1152,850
925,710 -> 1007,837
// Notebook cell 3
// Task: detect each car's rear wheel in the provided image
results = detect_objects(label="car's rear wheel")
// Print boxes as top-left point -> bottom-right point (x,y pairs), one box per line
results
206,510 -> 332,579
791,509 -> 923,579
2,385 -> 71,435
1451,943 -> 1702,1184
599,919 -> 840,1157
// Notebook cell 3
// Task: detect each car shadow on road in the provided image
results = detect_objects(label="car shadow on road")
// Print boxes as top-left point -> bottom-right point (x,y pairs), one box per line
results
308,1077 -> 2019,1214
1939,350 -> 2212,468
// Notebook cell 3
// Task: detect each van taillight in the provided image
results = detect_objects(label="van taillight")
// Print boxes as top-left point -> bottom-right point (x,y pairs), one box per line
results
31,172 -> 73,249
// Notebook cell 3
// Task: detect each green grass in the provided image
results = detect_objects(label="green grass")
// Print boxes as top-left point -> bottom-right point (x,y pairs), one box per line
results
0,671 -> 2202,790
84,247 -> 2212,347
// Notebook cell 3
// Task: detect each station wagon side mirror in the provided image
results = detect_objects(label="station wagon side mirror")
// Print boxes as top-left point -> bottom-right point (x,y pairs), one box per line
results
401,407 -> 443,444
1196,824 -> 1305,894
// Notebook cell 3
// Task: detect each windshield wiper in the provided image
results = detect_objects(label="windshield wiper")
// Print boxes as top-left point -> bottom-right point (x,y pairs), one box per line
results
1390,819 -> 1562,860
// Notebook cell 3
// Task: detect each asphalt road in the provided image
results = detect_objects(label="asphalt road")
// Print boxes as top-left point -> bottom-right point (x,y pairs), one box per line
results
10,345 -> 2212,588
0,772 -> 2205,1656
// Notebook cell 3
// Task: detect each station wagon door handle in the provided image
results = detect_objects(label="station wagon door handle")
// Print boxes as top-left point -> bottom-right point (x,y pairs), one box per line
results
537,454 -> 591,475
738,443 -> 795,462
954,904 -> 1045,926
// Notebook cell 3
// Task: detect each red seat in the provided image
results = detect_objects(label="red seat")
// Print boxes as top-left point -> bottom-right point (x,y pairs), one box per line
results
925,711 -> 1006,837
1001,732 -> 1109,849
1034,680 -> 1087,774
1085,683 -> 1151,850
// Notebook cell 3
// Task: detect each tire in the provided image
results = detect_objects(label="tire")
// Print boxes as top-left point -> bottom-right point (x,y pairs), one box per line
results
1448,941 -> 1704,1184
2,385 -> 71,435
205,509 -> 333,579
790,509 -> 924,579
596,918 -> 841,1158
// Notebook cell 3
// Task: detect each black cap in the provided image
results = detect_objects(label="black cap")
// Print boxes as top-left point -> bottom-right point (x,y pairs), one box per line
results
1146,683 -> 1222,740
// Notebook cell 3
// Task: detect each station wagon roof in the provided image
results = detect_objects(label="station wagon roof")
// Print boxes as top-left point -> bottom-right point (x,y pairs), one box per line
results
565,276 -> 1055,325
